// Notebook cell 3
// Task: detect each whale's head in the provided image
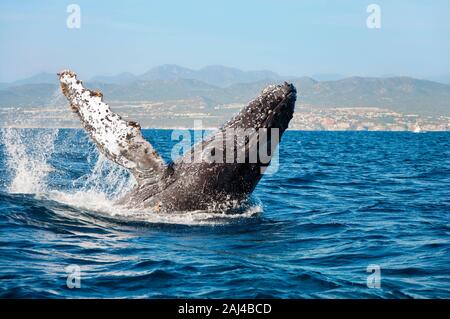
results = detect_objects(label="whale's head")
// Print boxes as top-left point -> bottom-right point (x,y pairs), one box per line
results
216,82 -> 297,169
167,83 -> 297,209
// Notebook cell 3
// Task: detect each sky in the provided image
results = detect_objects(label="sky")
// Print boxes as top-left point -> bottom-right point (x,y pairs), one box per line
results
0,0 -> 449,82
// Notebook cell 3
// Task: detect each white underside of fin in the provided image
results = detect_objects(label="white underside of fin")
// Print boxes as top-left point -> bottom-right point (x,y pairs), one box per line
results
59,70 -> 166,184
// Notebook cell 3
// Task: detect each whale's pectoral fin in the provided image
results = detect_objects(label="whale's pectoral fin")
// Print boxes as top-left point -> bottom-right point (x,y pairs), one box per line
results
58,70 -> 166,185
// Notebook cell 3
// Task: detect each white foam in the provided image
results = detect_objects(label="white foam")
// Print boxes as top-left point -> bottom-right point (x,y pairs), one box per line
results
48,188 -> 262,226
1,128 -> 57,194
73,154 -> 136,199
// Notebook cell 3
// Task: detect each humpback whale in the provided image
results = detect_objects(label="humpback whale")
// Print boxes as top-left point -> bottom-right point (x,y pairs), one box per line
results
58,70 -> 296,213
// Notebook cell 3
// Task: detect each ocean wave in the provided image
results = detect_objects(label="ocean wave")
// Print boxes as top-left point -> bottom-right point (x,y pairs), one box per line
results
0,129 -> 449,298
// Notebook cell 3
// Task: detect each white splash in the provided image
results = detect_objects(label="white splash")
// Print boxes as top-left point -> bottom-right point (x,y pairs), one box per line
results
47,151 -> 137,214
127,204 -> 263,226
74,154 -> 136,199
49,188 -> 262,226
1,128 -> 58,194
48,88 -> 67,107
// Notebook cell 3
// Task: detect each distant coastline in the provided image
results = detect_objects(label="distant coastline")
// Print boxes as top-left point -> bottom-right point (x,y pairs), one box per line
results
1,104 -> 448,132
1,125 -> 449,132
1,65 -> 449,132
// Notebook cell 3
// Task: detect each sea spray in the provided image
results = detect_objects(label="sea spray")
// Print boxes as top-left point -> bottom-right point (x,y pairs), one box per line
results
75,154 -> 136,199
0,127 -> 133,199
48,151 -> 137,213
1,128 -> 58,194
46,133 -> 137,212
49,87 -> 67,107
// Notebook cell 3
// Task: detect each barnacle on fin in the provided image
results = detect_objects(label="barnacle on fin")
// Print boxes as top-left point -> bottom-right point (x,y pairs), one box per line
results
89,90 -> 103,98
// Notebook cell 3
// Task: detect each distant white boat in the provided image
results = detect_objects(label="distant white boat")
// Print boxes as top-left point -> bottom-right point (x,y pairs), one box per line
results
413,124 -> 425,133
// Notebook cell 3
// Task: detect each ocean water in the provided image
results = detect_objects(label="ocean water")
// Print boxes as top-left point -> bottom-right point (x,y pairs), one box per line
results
0,129 -> 449,298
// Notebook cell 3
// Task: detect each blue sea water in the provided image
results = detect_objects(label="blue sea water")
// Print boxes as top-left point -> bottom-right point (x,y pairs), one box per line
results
0,129 -> 449,298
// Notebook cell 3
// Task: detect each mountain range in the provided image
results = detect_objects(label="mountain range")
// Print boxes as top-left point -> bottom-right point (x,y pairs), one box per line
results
0,65 -> 449,116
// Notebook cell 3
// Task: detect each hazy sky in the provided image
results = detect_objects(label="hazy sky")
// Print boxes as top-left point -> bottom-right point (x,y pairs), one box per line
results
1,0 -> 449,82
